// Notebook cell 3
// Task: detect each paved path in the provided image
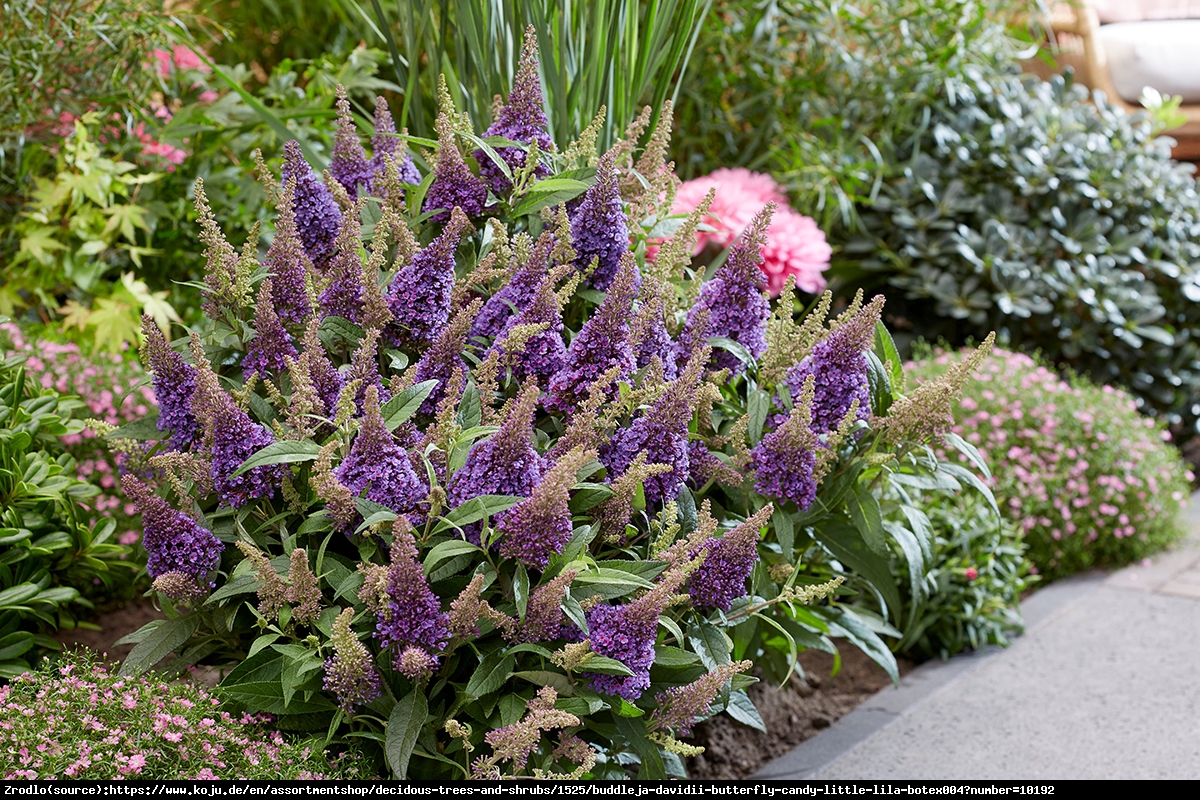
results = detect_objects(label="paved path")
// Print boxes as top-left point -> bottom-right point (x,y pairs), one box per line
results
758,498 -> 1200,780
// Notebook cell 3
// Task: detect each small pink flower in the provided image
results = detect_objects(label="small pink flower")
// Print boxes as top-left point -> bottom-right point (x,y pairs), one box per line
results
964,567 -> 978,581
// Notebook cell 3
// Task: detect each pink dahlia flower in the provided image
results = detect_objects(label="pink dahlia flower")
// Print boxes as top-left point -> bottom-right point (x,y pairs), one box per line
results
671,168 -> 831,296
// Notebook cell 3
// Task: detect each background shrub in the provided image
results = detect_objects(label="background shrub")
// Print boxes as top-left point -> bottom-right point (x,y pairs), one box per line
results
908,348 -> 1192,580
0,651 -> 369,779
891,490 -> 1030,661
0,359 -> 136,677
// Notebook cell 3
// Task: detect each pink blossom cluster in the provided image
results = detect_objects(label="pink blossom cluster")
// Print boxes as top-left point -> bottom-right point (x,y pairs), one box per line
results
2,324 -> 155,547
908,348 -> 1192,577
0,658 -> 367,779
670,168 -> 832,295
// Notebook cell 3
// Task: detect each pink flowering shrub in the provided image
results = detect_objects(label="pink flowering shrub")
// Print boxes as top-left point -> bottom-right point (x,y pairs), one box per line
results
1,323 -> 152,550
670,168 -> 831,295
0,652 -> 369,779
908,348 -> 1192,578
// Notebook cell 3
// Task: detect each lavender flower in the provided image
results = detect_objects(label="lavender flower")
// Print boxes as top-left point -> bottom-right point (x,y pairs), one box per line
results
412,299 -> 481,415
751,377 -> 821,510
140,316 -> 198,451
498,448 -> 593,570
520,569 -> 579,642
571,152 -> 628,291
190,337 -> 287,507
334,385 -> 425,523
600,346 -> 708,505
370,96 -> 419,190
677,206 -> 773,375
782,294 -> 884,433
265,178 -> 314,326
282,140 -> 343,270
547,254 -> 638,413
651,660 -> 753,736
386,208 -> 472,347
122,475 -> 223,584
688,506 -> 771,612
583,572 -> 686,700
489,274 -> 567,385
319,204 -> 367,324
329,87 -> 373,197
361,524 -> 449,672
242,279 -> 297,377
476,26 -> 553,196
423,113 -> 488,223
630,281 -> 678,380
324,607 -> 382,714
447,382 -> 543,538
469,232 -> 552,341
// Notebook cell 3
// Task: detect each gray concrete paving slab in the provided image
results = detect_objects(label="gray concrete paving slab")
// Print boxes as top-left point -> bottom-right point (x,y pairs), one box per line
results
758,497 -> 1200,780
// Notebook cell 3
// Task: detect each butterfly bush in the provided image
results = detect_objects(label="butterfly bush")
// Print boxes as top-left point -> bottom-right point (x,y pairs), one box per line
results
115,30 -> 992,779
1,323 -> 153,549
670,168 -> 832,296
908,348 -> 1191,579
0,652 -> 368,780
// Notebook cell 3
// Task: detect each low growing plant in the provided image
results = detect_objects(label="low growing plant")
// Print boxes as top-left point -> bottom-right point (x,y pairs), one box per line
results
0,650 -> 370,779
0,359 -> 137,678
908,348 -> 1191,579
891,490 -> 1030,661
113,36 -> 995,778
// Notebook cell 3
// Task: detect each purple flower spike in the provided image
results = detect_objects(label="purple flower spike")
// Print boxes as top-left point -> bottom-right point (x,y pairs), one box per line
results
448,382 -> 543,540
783,295 -> 884,433
476,26 -> 553,196
489,273 -> 567,385
265,180 -> 314,327
678,205 -> 773,375
370,96 -> 419,190
329,86 -> 373,197
141,316 -> 198,452
242,279 -> 297,377
386,208 -> 472,348
497,448 -> 592,570
469,231 -> 552,342
299,320 -> 343,419
122,475 -> 223,584
751,393 -> 821,510
583,576 -> 684,701
571,152 -> 628,291
370,526 -> 449,670
319,207 -> 366,324
547,253 -> 639,413
600,346 -> 708,505
282,140 -> 343,271
334,385 -> 425,522
688,506 -> 771,612
413,300 -> 481,416
423,114 -> 488,223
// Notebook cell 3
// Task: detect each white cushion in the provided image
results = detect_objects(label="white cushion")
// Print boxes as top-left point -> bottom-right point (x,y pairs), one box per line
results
1098,20 -> 1200,103
1091,1 -> 1200,24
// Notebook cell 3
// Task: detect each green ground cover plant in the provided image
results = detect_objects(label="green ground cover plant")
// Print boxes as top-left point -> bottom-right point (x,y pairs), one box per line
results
106,31 -> 994,777
908,347 -> 1191,580
0,650 -> 370,779
0,356 -> 136,677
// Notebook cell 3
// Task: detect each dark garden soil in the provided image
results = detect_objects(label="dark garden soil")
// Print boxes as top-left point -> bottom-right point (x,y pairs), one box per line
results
686,648 -> 914,779
55,598 -> 910,779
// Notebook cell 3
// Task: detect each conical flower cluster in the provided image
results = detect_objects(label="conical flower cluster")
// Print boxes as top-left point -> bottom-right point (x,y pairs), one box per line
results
387,208 -> 472,347
477,26 -> 553,196
571,153 -> 628,291
141,316 -> 198,452
423,114 -> 488,222
122,475 -> 223,586
242,279 -> 297,376
282,140 -> 343,270
334,386 -> 426,524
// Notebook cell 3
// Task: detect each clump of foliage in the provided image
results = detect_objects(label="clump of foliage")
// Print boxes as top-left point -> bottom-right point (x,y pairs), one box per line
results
674,0 -> 1200,446
909,348 -> 1191,580
0,650 -> 370,779
114,34 -> 994,778
891,490 -> 1030,661
0,357 -> 137,678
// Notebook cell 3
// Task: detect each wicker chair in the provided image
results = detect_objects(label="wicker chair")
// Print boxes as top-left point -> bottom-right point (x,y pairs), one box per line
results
1026,2 -> 1200,158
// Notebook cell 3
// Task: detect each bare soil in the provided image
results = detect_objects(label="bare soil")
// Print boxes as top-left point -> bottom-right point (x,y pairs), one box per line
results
687,647 -> 914,779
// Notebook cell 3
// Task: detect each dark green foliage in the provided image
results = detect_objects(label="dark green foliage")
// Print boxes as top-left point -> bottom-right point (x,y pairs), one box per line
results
0,357 -> 136,678
892,490 -> 1030,661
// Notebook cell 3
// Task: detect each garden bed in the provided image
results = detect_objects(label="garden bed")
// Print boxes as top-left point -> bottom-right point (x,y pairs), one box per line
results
688,649 -> 913,779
